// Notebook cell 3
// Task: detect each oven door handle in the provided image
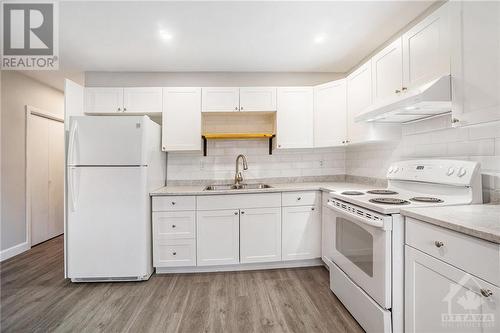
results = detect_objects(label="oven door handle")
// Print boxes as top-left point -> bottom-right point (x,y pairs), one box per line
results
327,201 -> 385,229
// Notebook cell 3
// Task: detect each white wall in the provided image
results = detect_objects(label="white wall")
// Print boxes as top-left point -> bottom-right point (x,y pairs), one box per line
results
346,115 -> 500,203
1,71 -> 64,253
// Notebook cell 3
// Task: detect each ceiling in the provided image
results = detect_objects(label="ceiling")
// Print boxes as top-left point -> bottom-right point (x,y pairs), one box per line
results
59,1 -> 436,73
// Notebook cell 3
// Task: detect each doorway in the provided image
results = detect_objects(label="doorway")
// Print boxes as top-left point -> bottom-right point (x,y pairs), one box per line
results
26,106 -> 64,246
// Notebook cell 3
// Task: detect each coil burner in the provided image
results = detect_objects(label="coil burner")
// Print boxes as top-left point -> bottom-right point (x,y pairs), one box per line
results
369,198 -> 410,205
367,190 -> 399,195
410,197 -> 444,203
341,191 -> 364,195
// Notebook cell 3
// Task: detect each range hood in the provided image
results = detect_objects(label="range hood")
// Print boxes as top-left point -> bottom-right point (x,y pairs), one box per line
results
356,75 -> 452,123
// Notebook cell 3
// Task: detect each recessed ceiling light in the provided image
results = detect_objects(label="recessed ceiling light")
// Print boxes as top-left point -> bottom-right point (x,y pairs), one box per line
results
314,34 -> 326,44
159,30 -> 173,41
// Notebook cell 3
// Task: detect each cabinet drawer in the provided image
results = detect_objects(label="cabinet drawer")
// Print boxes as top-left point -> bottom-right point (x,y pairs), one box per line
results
406,217 -> 500,285
282,191 -> 320,207
153,211 -> 195,240
197,193 -> 281,210
154,239 -> 196,267
152,196 -> 196,211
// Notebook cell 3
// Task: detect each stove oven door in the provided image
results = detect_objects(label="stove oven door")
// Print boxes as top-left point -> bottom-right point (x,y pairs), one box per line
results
327,200 -> 392,309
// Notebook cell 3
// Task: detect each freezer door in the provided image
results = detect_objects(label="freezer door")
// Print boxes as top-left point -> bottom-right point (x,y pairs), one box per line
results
67,116 -> 148,166
67,166 -> 152,279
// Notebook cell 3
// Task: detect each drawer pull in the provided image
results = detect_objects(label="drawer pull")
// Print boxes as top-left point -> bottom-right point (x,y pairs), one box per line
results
297,197 -> 301,201
241,211 -> 245,214
234,211 -> 239,215
434,241 -> 445,248
172,224 -> 176,228
311,207 -> 315,211
172,251 -> 177,256
171,201 -> 176,205
481,289 -> 493,298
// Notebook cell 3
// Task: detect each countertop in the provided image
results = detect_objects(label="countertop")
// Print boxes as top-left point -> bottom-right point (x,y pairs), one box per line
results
401,205 -> 500,244
151,182 -> 374,196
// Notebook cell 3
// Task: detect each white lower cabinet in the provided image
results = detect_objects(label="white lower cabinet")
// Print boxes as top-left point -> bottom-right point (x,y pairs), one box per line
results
155,239 -> 196,267
321,199 -> 335,267
196,209 -> 240,266
282,205 -> 321,261
240,207 -> 282,264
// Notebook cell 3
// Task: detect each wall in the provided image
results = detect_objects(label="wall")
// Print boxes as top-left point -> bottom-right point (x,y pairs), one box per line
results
1,71 -> 64,254
346,115 -> 500,203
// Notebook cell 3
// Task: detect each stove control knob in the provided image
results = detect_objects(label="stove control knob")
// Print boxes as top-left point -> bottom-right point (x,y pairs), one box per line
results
393,167 -> 399,173
388,167 -> 394,174
447,167 -> 455,176
458,167 -> 467,177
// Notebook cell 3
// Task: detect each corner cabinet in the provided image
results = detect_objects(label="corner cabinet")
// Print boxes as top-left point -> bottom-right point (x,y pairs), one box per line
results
313,80 -> 347,147
85,87 -> 162,115
162,87 -> 201,151
276,87 -> 314,149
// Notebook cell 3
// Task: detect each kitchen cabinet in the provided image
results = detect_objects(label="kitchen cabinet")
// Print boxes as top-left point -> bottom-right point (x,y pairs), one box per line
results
239,87 -> 277,112
162,87 -> 201,151
402,2 -> 451,90
321,197 -> 335,268
282,205 -> 321,261
451,1 -> 500,126
313,80 -> 347,147
276,87 -> 314,149
372,38 -> 403,103
405,246 -> 499,333
201,87 -> 240,112
85,87 -> 162,114
240,207 -> 281,263
196,209 -> 240,266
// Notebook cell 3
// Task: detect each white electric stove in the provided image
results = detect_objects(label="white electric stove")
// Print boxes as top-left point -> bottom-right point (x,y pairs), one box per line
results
325,160 -> 482,333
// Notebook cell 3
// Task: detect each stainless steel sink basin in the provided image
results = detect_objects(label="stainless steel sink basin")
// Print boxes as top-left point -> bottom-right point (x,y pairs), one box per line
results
204,183 -> 272,191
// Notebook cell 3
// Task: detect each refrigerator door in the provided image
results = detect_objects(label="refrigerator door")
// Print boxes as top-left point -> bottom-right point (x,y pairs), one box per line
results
68,116 -> 148,166
67,166 -> 152,279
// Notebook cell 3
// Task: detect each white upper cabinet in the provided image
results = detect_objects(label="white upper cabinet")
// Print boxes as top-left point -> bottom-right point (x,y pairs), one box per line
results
162,88 -> 201,151
85,88 -> 123,114
347,61 -> 373,144
239,87 -> 277,112
402,2 -> 451,90
372,38 -> 403,103
276,87 -> 314,149
451,1 -> 500,126
85,87 -> 162,114
123,87 -> 163,114
201,87 -> 240,112
313,80 -> 347,147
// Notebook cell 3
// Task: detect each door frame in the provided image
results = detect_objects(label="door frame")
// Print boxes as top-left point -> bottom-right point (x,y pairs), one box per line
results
25,105 -> 64,247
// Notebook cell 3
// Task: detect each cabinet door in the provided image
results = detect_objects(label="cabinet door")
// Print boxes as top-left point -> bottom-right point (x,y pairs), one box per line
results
276,87 -> 314,149
372,38 -> 403,103
240,207 -> 281,264
313,80 -> 347,147
347,61 -> 373,144
405,246 -> 499,333
84,88 -> 123,114
239,87 -> 277,112
123,87 -> 163,114
451,1 -> 500,126
196,210 -> 240,266
201,87 -> 240,112
321,204 -> 334,267
162,87 -> 201,151
282,205 -> 321,261
403,2 -> 451,90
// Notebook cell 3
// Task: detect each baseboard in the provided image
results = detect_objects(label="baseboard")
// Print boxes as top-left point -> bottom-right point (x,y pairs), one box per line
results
0,242 -> 30,262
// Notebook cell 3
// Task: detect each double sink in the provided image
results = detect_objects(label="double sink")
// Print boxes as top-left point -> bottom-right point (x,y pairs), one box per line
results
204,183 -> 272,191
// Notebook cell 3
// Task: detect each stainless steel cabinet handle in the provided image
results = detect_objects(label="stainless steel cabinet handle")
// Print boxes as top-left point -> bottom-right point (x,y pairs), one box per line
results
297,197 -> 301,201
118,107 -> 121,111
172,224 -> 176,228
395,89 -> 401,94
434,241 -> 444,248
481,289 -> 493,297
452,118 -> 460,124
311,207 -> 315,211
171,201 -> 176,205
234,211 -> 239,215
235,107 -> 238,111
123,107 -> 127,112
172,251 -> 177,256
402,87 -> 408,91
240,107 -> 244,111
241,211 -> 245,214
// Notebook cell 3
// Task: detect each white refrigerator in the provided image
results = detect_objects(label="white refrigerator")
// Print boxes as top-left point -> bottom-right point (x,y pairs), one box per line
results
66,116 -> 165,282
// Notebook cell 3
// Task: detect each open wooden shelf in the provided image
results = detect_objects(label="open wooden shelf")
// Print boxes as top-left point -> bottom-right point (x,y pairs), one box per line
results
201,133 -> 276,156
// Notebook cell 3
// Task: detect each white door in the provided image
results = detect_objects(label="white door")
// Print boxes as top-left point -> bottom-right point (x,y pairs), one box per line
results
240,207 -> 281,264
201,87 -> 240,112
67,166 -> 150,278
162,87 -> 201,151
197,209 -> 240,266
321,202 -> 335,267
282,205 -> 321,261
239,87 -> 277,112
451,1 -> 500,126
84,88 -> 123,114
276,87 -> 314,149
405,246 -> 499,333
313,80 -> 347,147
29,115 -> 64,245
403,2 -> 451,90
347,61 -> 373,144
123,87 -> 163,114
68,116 -> 147,166
372,38 -> 403,103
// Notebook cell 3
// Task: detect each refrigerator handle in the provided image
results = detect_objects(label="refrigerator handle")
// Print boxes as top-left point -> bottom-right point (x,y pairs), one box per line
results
68,121 -> 78,165
68,167 -> 79,212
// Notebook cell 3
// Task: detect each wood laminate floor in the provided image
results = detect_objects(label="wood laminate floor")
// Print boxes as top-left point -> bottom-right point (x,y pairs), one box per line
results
0,236 -> 363,333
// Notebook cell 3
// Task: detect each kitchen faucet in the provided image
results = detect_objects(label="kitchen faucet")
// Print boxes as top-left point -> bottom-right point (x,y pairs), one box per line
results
234,154 -> 248,185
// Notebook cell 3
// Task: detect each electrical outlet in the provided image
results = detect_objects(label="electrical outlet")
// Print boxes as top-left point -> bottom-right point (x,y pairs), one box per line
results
319,160 -> 324,167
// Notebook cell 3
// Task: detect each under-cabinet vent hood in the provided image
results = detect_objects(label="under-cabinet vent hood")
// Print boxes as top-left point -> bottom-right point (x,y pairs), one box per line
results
356,75 -> 452,123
